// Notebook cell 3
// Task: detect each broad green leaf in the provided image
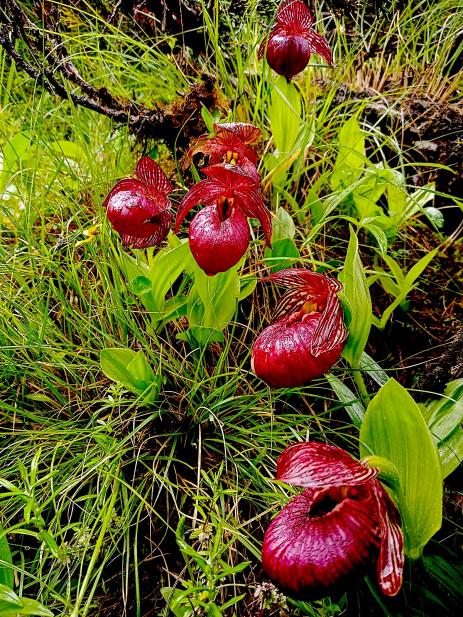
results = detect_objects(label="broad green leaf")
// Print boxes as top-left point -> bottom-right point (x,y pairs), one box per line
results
0,587 -> 54,616
100,348 -> 157,396
200,105 -> 215,133
264,148 -> 301,188
187,262 -> 241,345
360,378 -> 443,557
326,373 -> 365,427
404,248 -> 438,288
331,117 -> 366,191
238,278 -> 257,301
127,276 -> 152,296
100,348 -> 143,392
126,351 -> 156,390
188,326 -> 224,346
437,426 -> 463,479
264,238 -> 299,272
119,241 -> 192,318
271,207 -> 296,242
352,166 -> 387,219
50,140 -> 86,162
383,255 -> 405,284
420,379 -> 463,478
0,586 -> 19,607
339,228 -> 372,368
376,272 -> 401,298
1,133 -> 31,172
0,527 -> 13,589
422,379 -> 463,442
117,252 -> 158,313
302,178 -> 369,245
363,222 -> 388,257
424,206 -> 444,229
149,241 -> 192,313
386,169 -> 407,225
269,76 -> 302,154
10,597 -> 53,616
192,267 -> 238,331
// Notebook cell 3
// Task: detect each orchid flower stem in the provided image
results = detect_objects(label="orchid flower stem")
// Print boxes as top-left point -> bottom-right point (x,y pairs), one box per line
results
353,369 -> 370,406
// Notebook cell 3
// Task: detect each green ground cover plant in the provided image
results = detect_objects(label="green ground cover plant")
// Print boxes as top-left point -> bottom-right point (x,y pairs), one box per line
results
1,1 -> 462,615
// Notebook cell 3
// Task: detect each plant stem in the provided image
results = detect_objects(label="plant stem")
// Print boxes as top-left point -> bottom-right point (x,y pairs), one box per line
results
354,369 -> 371,406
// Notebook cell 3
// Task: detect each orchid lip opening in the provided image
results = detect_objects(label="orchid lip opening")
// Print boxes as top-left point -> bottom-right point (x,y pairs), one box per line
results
262,442 -> 404,600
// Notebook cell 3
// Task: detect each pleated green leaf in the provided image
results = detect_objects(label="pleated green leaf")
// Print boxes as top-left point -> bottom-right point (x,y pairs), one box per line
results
339,227 -> 372,368
360,378 -> 443,558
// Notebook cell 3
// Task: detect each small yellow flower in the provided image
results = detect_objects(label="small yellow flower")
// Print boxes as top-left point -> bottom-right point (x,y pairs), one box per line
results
75,223 -> 101,247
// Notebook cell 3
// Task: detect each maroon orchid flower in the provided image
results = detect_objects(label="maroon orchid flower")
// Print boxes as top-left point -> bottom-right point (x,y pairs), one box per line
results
251,268 -> 347,388
262,442 -> 404,600
175,164 -> 272,276
258,0 -> 332,80
186,122 -> 261,181
103,157 -> 173,249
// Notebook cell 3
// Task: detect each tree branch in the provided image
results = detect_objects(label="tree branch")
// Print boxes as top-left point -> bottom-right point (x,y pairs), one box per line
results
0,0 -> 216,142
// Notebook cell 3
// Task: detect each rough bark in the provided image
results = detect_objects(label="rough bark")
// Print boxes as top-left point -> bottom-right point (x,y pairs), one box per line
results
0,0 -> 217,143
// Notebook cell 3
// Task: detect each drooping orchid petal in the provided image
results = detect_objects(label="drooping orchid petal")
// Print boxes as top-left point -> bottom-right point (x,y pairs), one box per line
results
103,157 -> 172,249
372,482 -> 405,597
174,180 -> 224,232
262,441 -> 405,600
175,164 -> 271,275
230,186 -> 272,247
276,442 -> 379,488
311,287 -> 348,356
258,0 -> 331,80
251,268 -> 347,387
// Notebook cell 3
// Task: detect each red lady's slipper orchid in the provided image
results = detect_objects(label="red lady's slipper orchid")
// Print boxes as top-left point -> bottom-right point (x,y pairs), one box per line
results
262,442 -> 404,600
103,157 -> 173,248
251,269 -> 347,387
185,122 -> 261,182
258,0 -> 332,80
175,164 -> 272,276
